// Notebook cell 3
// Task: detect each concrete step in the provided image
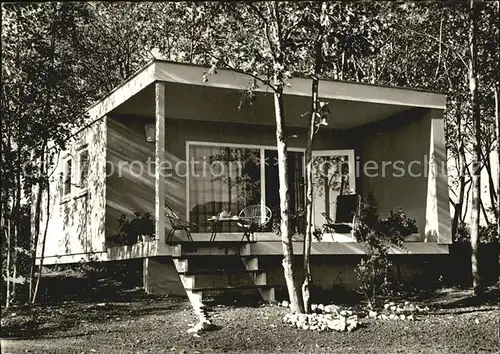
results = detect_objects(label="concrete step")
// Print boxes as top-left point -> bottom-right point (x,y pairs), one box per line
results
173,254 -> 254,273
174,242 -> 251,257
185,284 -> 277,293
178,268 -> 265,276
180,271 -> 267,289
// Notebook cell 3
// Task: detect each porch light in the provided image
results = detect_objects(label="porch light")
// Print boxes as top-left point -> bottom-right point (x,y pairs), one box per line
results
144,123 -> 155,142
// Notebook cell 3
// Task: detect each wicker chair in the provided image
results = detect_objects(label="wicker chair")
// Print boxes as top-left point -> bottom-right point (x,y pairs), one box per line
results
237,205 -> 272,241
165,205 -> 196,242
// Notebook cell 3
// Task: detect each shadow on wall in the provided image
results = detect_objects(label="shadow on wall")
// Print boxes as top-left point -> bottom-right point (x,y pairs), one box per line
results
105,116 -> 186,241
39,119 -> 107,257
357,108 -> 432,239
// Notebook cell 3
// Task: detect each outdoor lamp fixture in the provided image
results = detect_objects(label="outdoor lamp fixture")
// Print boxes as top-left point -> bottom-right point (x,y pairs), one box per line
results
144,123 -> 155,143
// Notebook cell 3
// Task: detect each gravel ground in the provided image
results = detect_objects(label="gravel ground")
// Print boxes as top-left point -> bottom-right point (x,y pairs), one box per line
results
1,291 -> 499,354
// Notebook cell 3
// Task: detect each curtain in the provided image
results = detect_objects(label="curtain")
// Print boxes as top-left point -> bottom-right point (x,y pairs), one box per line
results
189,145 -> 260,232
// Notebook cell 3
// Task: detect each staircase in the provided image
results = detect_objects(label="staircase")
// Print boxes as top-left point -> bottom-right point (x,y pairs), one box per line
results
169,241 -> 277,320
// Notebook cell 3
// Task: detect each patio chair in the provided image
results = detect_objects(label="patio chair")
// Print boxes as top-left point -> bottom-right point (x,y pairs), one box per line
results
322,194 -> 361,235
165,205 -> 196,242
237,205 -> 272,241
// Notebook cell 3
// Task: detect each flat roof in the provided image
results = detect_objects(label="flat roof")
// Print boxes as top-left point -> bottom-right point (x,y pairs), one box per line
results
88,60 -> 447,122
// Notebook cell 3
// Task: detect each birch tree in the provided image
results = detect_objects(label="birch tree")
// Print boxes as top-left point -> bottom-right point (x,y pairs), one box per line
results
468,0 -> 482,295
295,1 -> 386,312
193,1 -> 307,312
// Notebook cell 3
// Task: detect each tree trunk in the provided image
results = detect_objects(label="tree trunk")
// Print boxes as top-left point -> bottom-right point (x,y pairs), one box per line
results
481,150 -> 497,222
32,182 -> 50,303
323,170 -> 330,218
29,145 -> 46,303
274,84 -> 304,313
495,85 -> 500,229
495,1 -> 500,237
12,148 -> 22,303
451,101 -> 469,238
5,218 -> 12,308
453,142 -> 469,237
302,74 -> 319,313
469,0 -> 482,296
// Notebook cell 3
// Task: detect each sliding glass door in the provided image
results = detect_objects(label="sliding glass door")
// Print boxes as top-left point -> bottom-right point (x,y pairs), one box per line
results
188,144 -> 260,232
187,142 -> 304,233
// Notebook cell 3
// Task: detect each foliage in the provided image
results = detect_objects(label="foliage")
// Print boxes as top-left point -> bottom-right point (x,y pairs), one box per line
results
453,222 -> 499,244
379,208 -> 419,245
2,0 -> 497,306
311,156 -> 351,197
1,2 -> 99,304
270,208 -> 321,240
354,194 -> 418,308
113,212 -> 155,246
207,147 -> 261,209
354,255 -> 392,309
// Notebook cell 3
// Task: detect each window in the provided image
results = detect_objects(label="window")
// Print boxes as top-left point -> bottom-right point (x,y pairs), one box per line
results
78,148 -> 89,190
187,142 -> 304,233
62,157 -> 72,198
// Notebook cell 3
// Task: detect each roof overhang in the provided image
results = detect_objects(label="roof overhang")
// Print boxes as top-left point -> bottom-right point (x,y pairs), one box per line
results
87,60 -> 447,126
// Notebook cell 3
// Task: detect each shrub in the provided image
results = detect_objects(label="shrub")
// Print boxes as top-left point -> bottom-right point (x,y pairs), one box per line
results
354,194 -> 417,308
113,212 -> 155,246
354,255 -> 392,309
454,222 -> 499,244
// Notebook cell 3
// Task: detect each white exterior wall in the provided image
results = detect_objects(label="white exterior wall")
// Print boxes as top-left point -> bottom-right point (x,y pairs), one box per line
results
38,118 -> 107,260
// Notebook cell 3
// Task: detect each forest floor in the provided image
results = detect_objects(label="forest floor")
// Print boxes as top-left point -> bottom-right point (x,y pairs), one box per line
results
1,271 -> 499,354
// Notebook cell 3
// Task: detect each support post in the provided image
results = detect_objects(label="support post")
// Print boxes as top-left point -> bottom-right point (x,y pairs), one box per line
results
425,109 -> 451,244
155,82 -> 166,243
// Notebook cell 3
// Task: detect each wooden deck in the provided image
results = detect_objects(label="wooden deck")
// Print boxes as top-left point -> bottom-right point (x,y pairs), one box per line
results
39,232 -> 449,264
105,232 -> 449,262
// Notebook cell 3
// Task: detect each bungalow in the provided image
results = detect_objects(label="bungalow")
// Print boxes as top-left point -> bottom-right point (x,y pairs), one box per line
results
36,59 -> 451,302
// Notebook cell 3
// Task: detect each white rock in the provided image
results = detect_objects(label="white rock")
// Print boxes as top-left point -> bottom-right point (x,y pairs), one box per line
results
324,304 -> 339,314
311,304 -> 318,312
346,315 -> 358,332
390,305 -> 397,312
368,310 -> 378,318
317,304 -> 325,312
416,305 -> 425,312
384,303 -> 390,309
281,300 -> 290,308
400,314 -> 406,320
332,319 -> 347,332
389,314 -> 398,320
326,319 -> 337,330
407,314 -> 415,321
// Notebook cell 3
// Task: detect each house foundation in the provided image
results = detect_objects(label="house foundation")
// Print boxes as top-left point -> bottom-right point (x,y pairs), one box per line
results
143,257 -> 185,296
